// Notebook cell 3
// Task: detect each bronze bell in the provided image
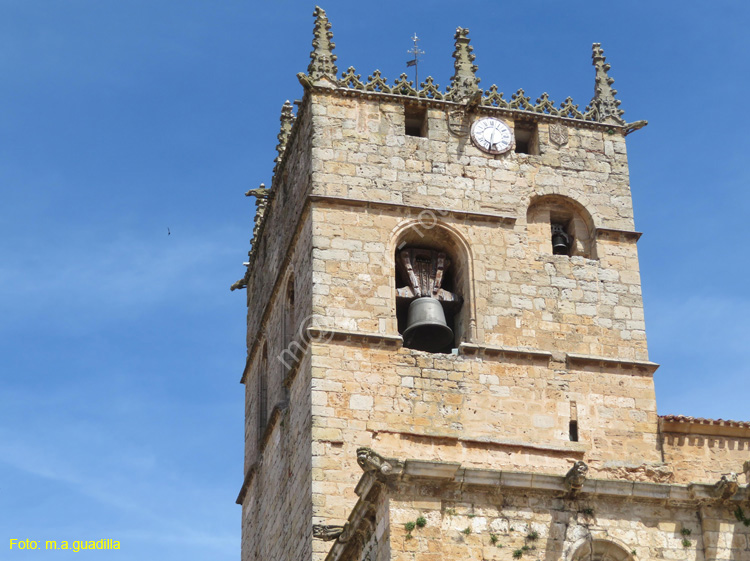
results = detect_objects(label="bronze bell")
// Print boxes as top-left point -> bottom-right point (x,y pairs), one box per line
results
402,297 -> 454,352
551,224 -> 571,255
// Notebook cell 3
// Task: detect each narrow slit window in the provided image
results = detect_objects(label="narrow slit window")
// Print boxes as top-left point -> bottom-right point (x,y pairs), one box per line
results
569,401 -> 579,441
569,420 -> 579,442
405,105 -> 427,138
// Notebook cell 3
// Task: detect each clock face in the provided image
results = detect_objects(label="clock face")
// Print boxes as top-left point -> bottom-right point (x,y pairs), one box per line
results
470,117 -> 514,154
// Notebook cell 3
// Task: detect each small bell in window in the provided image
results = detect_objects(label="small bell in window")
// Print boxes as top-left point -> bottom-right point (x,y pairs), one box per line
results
551,224 -> 572,255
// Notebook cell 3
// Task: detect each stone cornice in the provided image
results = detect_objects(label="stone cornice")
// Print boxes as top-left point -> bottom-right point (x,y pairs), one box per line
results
306,327 -> 403,348
309,195 -> 517,225
459,342 -> 553,363
235,461 -> 257,505
594,227 -> 643,242
566,353 -> 659,374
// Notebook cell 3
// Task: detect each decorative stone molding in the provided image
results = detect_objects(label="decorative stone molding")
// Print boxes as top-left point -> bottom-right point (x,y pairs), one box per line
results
295,11 -> 644,131
566,353 -> 659,374
305,328 -> 402,349
234,461 -> 258,505
594,227 -> 643,242
459,342 -> 553,364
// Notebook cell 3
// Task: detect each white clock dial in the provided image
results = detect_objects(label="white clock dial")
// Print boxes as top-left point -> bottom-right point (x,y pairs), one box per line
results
470,117 -> 514,154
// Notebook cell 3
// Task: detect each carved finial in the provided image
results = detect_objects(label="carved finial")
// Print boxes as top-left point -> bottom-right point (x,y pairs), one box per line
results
446,27 -> 481,103
305,6 -> 337,84
565,460 -> 589,494
274,101 -> 295,170
589,43 -> 625,125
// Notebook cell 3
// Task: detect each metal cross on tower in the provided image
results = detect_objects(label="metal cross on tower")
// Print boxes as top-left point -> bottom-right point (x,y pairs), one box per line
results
406,33 -> 425,86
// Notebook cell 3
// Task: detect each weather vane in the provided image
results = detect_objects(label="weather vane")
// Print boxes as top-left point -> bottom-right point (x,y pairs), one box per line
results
406,33 -> 425,86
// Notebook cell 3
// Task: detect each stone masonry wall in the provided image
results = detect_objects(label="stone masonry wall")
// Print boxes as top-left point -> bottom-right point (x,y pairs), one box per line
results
245,97 -> 313,351
240,96 -> 315,561
244,213 -> 313,472
379,484 -> 750,561
310,204 -> 648,361
241,350 -> 313,561
309,342 -> 663,547
661,430 -> 750,484
310,94 -> 636,230
304,91 -> 658,560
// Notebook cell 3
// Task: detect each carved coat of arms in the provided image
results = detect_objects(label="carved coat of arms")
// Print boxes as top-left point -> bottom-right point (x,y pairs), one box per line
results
447,108 -> 470,137
549,123 -> 568,146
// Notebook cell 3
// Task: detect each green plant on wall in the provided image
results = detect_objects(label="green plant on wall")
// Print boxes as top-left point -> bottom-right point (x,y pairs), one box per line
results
735,506 -> 750,527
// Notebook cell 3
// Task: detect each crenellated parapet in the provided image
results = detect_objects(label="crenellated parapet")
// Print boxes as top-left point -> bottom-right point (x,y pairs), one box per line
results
295,8 -> 644,132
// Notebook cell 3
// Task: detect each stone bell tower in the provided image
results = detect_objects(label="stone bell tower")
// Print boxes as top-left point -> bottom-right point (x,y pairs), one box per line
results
233,7 -> 750,561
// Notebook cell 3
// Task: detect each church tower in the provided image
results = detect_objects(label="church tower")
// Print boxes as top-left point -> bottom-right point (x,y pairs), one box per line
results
233,8 -> 750,561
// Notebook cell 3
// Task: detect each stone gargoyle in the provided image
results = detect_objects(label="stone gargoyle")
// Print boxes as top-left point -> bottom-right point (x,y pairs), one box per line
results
565,460 -> 589,493
714,473 -> 739,501
356,447 -> 393,476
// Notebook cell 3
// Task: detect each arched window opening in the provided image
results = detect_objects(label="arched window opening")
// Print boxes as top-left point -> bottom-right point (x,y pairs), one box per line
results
570,540 -> 633,561
527,195 -> 595,258
395,246 -> 463,353
258,344 -> 268,443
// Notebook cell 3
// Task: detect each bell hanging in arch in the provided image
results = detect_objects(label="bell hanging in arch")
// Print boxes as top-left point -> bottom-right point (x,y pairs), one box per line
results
402,297 -> 454,353
551,224 -> 571,255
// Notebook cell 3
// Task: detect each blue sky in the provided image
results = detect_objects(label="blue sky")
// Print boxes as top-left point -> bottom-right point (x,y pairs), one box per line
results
1,1 -> 747,559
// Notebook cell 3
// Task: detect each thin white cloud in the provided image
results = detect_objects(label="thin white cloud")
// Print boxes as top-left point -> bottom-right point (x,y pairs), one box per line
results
0,226 -> 242,332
